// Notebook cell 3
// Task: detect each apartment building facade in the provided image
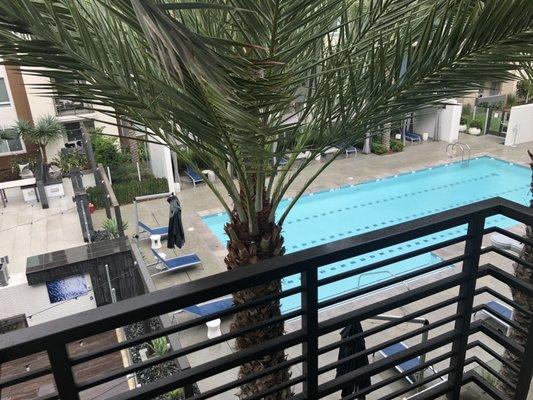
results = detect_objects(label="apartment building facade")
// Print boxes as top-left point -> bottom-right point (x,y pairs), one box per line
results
0,63 -> 119,180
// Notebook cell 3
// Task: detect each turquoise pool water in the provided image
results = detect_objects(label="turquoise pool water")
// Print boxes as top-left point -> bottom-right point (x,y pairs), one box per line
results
202,156 -> 531,312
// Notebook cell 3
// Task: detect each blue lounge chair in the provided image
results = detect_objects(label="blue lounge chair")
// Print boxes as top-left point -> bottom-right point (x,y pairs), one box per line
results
473,300 -> 513,335
151,248 -> 201,276
185,165 -> 204,187
379,341 -> 443,384
138,220 -> 168,238
184,296 -> 234,317
405,131 -> 422,144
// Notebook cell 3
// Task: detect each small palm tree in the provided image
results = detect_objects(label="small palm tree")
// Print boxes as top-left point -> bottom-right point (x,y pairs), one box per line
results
0,1 -> 531,398
13,115 -> 65,163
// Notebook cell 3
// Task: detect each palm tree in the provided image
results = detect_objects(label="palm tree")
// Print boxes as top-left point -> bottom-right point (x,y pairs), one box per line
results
499,151 -> 533,397
0,1 -> 531,398
13,116 -> 65,163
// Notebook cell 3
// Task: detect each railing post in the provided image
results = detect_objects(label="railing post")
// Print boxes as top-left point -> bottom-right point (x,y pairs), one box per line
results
514,317 -> 533,400
47,345 -> 79,400
447,216 -> 485,399
301,267 -> 319,398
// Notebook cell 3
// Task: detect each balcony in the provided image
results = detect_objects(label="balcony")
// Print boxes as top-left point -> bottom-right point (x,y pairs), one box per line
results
54,98 -> 93,117
0,197 -> 531,400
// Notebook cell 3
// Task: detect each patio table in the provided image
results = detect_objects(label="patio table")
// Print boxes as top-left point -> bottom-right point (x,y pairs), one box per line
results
0,177 -> 38,207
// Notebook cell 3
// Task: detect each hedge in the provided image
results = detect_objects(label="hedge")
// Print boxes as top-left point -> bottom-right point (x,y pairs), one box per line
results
87,178 -> 168,209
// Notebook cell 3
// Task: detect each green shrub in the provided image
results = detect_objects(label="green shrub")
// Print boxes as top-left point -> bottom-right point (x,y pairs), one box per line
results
90,128 -> 125,166
469,119 -> 483,129
390,140 -> 404,152
87,178 -> 168,208
149,337 -> 168,357
460,117 -> 467,125
102,218 -> 129,238
53,149 -> 88,175
371,141 -> 388,155
165,389 -> 184,399
109,162 -> 154,184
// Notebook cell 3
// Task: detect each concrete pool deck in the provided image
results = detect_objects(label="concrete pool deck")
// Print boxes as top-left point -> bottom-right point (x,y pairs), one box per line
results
92,133 -> 532,399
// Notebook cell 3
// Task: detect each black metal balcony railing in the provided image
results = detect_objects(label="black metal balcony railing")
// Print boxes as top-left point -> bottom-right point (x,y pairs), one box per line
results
0,197 -> 532,400
54,98 -> 93,116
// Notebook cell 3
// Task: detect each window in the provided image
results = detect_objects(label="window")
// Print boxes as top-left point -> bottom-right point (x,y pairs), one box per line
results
489,81 -> 502,96
64,122 -> 83,142
0,129 -> 25,155
0,77 -> 10,105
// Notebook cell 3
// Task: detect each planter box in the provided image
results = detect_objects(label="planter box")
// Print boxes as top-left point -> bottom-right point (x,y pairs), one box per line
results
468,127 -> 481,135
459,124 -> 467,132
45,182 -> 65,198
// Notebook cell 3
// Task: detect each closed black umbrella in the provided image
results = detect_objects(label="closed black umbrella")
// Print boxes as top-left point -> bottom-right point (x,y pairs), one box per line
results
167,194 -> 185,249
335,320 -> 371,398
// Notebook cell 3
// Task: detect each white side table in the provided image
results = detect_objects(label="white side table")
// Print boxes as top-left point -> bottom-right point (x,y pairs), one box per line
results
150,234 -> 162,250
202,169 -> 216,182
206,319 -> 222,339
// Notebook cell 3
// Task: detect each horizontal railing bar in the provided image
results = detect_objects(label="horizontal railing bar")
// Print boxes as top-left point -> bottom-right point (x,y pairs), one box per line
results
318,254 -> 464,309
489,246 -> 533,269
317,330 -> 459,398
0,365 -> 52,389
463,370 -> 512,400
478,264 -> 533,298
1,198 -> 510,360
107,331 -> 306,400
319,314 -> 457,375
340,351 -> 455,400
467,340 -> 520,373
77,309 -> 302,390
498,199 -> 533,226
378,368 -> 452,400
475,286 -> 532,316
244,376 -> 305,400
471,304 -> 527,335
319,295 -> 461,355
471,321 -> 524,357
71,285 -> 303,365
319,271 -> 463,335
484,226 -> 533,247
464,356 -> 515,391
188,356 -> 305,400
318,234 -> 468,286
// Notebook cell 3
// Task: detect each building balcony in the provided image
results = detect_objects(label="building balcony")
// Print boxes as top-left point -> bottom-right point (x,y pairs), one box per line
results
54,98 -> 94,117
0,197 -> 531,400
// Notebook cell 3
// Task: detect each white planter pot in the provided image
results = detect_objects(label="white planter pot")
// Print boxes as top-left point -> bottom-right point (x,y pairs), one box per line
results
459,124 -> 467,132
468,127 -> 481,136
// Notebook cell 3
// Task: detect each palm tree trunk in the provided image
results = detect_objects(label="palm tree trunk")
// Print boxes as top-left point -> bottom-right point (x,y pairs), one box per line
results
382,123 -> 391,152
224,199 -> 291,399
498,151 -> 533,396
40,144 -> 47,164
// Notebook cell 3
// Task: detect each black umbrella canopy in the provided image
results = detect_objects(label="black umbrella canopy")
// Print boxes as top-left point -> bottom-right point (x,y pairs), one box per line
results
335,320 -> 371,398
167,194 -> 185,249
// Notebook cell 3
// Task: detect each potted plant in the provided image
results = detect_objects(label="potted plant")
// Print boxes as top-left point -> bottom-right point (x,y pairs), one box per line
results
468,120 -> 483,135
459,117 -> 467,132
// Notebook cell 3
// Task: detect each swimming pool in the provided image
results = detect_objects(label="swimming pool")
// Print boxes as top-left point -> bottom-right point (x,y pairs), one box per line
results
202,156 -> 531,312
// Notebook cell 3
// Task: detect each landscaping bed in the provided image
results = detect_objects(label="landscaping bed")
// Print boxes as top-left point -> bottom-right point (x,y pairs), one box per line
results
124,318 -> 200,399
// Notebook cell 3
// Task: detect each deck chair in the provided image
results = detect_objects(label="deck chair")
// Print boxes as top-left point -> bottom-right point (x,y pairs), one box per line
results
151,248 -> 201,276
185,165 -> 204,187
176,296 -> 233,338
405,131 -> 422,144
138,220 -> 168,238
183,296 -> 234,317
473,300 -> 513,335
344,145 -> 358,157
378,342 -> 443,384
